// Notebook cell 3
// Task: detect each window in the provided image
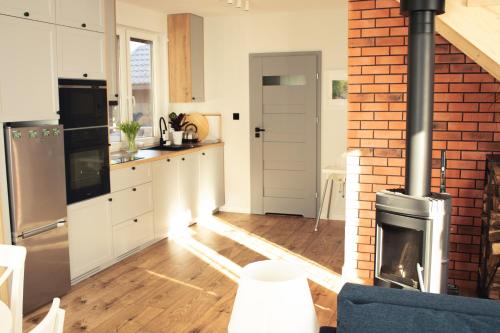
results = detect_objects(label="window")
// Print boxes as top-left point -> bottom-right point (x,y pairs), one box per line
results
111,27 -> 160,146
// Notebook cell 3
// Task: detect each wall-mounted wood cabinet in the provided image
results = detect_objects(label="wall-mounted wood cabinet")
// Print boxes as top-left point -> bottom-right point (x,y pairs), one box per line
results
168,13 -> 205,103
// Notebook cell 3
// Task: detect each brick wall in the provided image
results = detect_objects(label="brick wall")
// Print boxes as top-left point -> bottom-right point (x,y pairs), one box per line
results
345,0 -> 500,291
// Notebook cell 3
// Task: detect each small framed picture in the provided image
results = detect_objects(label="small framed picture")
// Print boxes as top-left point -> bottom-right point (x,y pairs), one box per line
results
326,70 -> 348,107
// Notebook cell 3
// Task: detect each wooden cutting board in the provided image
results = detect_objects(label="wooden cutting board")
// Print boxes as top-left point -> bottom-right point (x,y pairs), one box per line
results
184,113 -> 209,141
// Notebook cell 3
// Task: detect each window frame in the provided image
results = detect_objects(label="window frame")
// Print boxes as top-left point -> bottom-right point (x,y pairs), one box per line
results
111,26 -> 161,151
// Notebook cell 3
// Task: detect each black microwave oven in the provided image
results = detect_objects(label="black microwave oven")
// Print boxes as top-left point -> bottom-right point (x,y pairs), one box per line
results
58,79 -> 108,129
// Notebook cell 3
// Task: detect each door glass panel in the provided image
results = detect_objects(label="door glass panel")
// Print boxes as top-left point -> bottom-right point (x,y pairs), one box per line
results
130,38 -> 154,138
263,75 -> 306,86
379,224 -> 423,289
69,150 -> 105,191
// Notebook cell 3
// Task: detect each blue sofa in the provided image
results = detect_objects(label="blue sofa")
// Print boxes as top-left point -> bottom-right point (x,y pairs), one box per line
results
324,283 -> 500,333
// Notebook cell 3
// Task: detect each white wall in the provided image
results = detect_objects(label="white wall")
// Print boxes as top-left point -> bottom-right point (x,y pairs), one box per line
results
171,7 -> 348,219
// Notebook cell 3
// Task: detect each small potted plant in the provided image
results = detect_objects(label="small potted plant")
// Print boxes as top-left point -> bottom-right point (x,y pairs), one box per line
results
169,112 -> 188,145
118,121 -> 141,153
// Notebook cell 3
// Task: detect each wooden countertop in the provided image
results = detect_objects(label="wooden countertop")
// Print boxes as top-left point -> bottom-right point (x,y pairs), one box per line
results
110,142 -> 224,171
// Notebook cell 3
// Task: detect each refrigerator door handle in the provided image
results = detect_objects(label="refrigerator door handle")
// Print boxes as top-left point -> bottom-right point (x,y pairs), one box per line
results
20,220 -> 67,240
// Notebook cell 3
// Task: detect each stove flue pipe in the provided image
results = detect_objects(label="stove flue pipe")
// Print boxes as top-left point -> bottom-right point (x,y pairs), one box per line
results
401,0 -> 446,197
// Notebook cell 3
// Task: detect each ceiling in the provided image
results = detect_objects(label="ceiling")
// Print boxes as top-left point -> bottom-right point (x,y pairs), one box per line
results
118,0 -> 345,16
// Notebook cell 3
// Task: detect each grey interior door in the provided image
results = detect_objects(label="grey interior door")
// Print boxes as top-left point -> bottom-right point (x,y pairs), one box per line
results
250,53 -> 319,218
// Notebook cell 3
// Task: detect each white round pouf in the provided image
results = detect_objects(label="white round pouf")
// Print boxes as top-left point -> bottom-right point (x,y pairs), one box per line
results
228,260 -> 319,333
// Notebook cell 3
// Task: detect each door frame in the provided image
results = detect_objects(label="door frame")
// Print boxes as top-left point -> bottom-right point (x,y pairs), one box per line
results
249,51 -> 322,217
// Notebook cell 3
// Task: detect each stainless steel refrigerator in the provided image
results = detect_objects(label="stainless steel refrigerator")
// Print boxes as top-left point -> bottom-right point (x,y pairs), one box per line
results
5,125 -> 71,314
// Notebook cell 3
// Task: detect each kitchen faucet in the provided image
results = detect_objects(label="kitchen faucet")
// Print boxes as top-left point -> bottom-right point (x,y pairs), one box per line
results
159,117 -> 168,147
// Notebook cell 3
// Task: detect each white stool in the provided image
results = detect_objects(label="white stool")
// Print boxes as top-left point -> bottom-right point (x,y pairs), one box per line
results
314,167 -> 346,231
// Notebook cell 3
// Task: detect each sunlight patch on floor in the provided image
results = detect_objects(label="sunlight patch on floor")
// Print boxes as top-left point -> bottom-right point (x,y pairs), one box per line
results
171,233 -> 241,282
145,269 -> 219,297
197,216 -> 362,293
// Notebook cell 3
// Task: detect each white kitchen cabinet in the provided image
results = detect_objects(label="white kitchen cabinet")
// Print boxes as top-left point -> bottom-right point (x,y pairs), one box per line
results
67,196 -> 113,280
199,147 -> 225,215
104,0 -> 118,103
57,26 -> 106,80
152,157 -> 181,239
111,163 -> 152,193
110,182 -> 153,225
113,212 -> 155,258
55,0 -> 104,32
0,16 -> 59,122
0,0 -> 55,23
178,153 -> 200,224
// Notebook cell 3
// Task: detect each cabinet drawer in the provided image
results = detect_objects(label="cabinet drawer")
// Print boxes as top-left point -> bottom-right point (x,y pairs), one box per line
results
111,182 -> 153,225
113,212 -> 154,258
111,163 -> 152,192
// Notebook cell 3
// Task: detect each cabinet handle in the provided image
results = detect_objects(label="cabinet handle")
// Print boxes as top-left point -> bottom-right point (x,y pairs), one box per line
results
83,73 -> 88,78
192,97 -> 196,101
132,188 -> 137,192
108,198 -> 113,202
202,152 -> 206,156
133,219 -> 138,223
132,166 -> 136,170
81,23 -> 87,28
56,111 -> 61,115
182,157 -> 185,161
24,12 -> 30,17
167,159 -> 171,162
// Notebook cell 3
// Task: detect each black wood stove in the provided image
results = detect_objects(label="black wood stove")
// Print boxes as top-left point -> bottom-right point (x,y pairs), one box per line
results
374,0 -> 452,294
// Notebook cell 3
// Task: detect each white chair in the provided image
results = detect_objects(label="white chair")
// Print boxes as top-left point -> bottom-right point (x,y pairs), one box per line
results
29,298 -> 65,333
0,245 -> 27,333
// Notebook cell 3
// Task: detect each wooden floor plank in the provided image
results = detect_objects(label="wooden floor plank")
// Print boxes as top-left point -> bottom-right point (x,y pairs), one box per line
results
23,213 -> 344,332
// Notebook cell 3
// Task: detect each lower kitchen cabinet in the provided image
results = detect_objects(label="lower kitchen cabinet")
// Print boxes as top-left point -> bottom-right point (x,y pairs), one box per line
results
67,145 -> 225,284
152,156 -> 181,239
67,195 -> 113,280
110,182 -> 153,225
112,212 -> 154,258
199,146 -> 225,215
178,153 -> 200,224
152,146 -> 225,238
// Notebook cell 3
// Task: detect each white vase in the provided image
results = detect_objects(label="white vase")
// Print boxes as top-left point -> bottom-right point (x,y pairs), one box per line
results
172,131 -> 184,145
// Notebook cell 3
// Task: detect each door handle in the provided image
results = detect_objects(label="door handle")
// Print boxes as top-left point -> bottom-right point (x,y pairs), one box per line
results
255,127 -> 266,138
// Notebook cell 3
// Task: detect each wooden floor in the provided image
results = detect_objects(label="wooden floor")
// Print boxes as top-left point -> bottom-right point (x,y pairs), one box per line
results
23,213 -> 345,332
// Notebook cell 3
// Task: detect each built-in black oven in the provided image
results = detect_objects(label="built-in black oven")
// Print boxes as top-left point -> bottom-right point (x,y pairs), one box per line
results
63,128 -> 110,204
59,79 -> 108,129
59,79 -> 110,204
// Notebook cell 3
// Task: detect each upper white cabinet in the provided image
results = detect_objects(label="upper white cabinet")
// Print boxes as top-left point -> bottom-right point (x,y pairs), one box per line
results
199,147 -> 225,215
67,195 -> 113,281
0,16 -> 59,122
55,0 -> 104,32
0,0 -> 55,23
57,26 -> 106,80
